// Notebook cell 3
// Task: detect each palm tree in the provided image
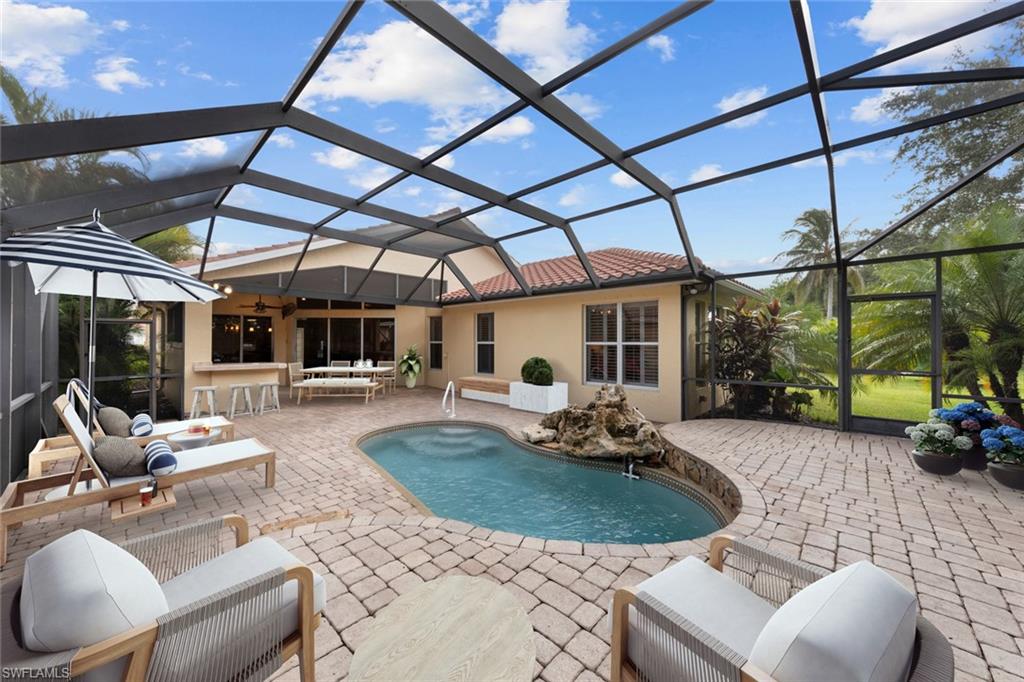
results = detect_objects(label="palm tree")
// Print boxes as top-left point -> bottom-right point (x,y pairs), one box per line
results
777,209 -> 862,319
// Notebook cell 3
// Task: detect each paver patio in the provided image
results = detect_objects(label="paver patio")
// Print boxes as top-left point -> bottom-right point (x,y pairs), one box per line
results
2,388 -> 1023,681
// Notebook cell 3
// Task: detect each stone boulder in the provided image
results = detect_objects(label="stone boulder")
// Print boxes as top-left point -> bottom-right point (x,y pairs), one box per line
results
521,424 -> 557,444
537,385 -> 665,462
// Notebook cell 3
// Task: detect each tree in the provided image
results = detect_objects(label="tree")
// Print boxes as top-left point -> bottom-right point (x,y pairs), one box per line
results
777,209 -> 863,318
868,19 -> 1024,252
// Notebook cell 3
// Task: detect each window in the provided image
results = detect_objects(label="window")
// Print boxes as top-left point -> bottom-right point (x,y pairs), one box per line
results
429,316 -> 443,370
694,300 -> 708,380
363,318 -> 395,364
212,314 -> 273,363
476,313 -> 494,375
584,302 -> 659,388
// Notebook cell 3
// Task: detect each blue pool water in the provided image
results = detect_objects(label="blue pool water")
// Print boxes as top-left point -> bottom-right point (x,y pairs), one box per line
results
360,425 -> 722,544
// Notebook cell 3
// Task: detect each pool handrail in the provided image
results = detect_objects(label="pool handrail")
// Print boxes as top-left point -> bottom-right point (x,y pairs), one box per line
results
442,380 -> 456,419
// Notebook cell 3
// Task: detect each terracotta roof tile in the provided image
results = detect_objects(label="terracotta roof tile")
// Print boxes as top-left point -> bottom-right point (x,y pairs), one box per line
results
442,247 -> 697,302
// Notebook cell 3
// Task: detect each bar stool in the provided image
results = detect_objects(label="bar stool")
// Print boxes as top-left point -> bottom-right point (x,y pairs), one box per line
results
258,381 -> 281,415
189,385 -> 218,419
227,383 -> 255,419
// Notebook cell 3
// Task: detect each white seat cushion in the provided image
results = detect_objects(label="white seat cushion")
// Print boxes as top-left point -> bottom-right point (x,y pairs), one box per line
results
160,537 -> 327,635
749,561 -> 918,682
20,530 -> 168,651
623,556 -> 777,662
150,416 -> 230,437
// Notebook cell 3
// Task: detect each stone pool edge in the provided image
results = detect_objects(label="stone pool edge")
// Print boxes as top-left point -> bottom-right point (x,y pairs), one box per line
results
352,420 -> 768,557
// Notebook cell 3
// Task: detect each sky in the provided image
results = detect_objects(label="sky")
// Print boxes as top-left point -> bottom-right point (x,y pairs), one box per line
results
2,0 -> 1018,277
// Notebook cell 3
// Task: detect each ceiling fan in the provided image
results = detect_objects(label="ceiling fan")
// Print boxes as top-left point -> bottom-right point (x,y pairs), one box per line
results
239,295 -> 296,318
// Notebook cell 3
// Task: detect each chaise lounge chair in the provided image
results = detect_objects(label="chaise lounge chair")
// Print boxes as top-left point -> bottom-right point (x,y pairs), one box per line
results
1,514 -> 324,681
0,396 -> 275,566
611,534 -> 953,682
26,380 -> 236,479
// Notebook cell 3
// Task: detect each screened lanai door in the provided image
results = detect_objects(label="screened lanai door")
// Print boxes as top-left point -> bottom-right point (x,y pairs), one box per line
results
846,291 -> 941,435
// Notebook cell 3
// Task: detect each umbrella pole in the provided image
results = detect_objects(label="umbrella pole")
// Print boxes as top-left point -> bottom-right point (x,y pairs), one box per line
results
87,270 -> 98,440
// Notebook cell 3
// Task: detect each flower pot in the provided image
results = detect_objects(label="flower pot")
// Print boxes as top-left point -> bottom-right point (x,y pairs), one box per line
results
911,449 -> 963,476
989,462 -> 1024,490
405,374 -> 418,389
962,444 -> 988,471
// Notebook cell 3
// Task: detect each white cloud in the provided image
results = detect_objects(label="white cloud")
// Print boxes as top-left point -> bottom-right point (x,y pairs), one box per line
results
267,132 -> 295,149
403,186 -> 423,197
299,20 -> 514,145
845,1 -> 1005,71
177,63 -> 214,82
558,184 -> 586,207
415,145 -> 455,170
1,0 -> 101,87
224,185 -> 261,208
559,92 -> 605,121
645,34 -> 676,62
93,56 -> 151,93
610,170 -> 640,189
312,147 -> 364,170
716,86 -> 769,128
374,118 -> 397,134
493,0 -> 595,82
475,115 -> 536,143
795,148 -> 895,168
440,0 -> 491,27
849,87 -> 915,124
178,137 -> 228,159
688,164 -> 725,183
110,19 -> 130,31
347,164 -> 395,191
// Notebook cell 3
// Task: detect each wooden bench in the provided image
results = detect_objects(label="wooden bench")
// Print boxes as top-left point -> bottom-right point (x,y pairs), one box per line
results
296,378 -> 382,405
455,377 -> 511,406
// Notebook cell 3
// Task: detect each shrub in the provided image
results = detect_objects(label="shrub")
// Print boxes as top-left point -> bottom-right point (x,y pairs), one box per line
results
981,425 -> 1024,464
521,357 -> 554,386
905,422 -> 973,456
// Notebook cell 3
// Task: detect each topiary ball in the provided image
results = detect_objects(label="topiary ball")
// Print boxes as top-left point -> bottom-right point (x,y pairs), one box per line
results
521,357 -> 554,386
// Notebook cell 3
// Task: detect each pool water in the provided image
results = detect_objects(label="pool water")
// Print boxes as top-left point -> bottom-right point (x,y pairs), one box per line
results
360,425 -> 722,544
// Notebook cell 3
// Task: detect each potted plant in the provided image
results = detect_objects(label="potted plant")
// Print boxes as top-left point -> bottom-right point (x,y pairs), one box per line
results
981,423 -> 1024,490
906,422 -> 972,475
398,346 -> 423,389
932,402 -> 1000,470
509,357 -> 568,414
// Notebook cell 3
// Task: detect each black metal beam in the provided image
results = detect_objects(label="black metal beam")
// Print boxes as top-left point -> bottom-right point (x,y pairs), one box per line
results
348,248 -> 386,299
845,136 -> 1024,260
1,102 -> 285,164
282,1 -> 365,111
114,204 -> 218,241
1,165 -> 239,233
402,259 -> 442,303
442,255 -> 480,301
790,0 -> 843,264
283,235 -> 315,292
492,242 -> 533,295
198,216 -> 217,280
826,67 -> 1024,91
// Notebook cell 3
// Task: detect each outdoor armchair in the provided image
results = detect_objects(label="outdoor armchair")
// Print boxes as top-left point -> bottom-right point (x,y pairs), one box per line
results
611,534 -> 953,682
1,514 -> 324,682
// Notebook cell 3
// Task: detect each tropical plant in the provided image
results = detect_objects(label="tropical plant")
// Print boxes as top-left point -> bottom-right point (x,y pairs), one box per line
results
776,209 -> 862,318
399,346 -> 423,379
905,422 -> 973,456
931,402 -> 1000,445
521,357 -> 553,386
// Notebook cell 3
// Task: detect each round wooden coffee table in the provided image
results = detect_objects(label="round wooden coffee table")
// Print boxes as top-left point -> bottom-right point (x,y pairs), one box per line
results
349,575 -> 535,682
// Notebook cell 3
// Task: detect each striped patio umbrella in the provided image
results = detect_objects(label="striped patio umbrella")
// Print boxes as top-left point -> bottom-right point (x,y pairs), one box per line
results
0,211 -> 222,433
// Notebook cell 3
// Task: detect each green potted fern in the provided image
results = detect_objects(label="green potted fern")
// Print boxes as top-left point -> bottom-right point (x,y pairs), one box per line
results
399,346 -> 423,389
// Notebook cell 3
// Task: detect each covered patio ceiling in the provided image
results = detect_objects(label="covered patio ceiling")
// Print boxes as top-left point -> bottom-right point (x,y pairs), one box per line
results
1,0 -> 1022,306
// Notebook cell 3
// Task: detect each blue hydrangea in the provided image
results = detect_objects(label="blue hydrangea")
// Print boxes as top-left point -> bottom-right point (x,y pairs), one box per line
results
1010,435 -> 1024,448
983,437 -> 1006,451
980,428 -> 996,439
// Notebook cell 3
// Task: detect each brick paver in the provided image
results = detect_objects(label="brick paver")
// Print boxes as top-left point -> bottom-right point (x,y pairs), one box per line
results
3,390 -> 1023,681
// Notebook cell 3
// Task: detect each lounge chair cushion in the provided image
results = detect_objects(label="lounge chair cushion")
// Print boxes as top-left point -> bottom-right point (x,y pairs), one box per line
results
93,436 -> 147,477
96,407 -> 132,437
20,530 -> 168,652
130,413 -> 154,436
626,556 -> 776,661
749,560 -> 918,682
160,537 -> 327,635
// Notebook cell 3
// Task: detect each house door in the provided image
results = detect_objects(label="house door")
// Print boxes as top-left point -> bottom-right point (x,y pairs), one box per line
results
845,292 -> 940,435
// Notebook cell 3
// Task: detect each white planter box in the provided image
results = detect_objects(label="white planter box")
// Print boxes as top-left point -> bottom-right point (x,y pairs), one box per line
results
509,381 -> 568,414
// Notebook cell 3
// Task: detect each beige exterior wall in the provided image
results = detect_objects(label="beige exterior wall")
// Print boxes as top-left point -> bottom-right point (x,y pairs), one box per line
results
429,283 -> 685,423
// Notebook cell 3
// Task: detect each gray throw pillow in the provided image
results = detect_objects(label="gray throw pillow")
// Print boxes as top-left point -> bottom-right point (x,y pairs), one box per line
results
93,436 -> 148,477
97,406 -> 132,437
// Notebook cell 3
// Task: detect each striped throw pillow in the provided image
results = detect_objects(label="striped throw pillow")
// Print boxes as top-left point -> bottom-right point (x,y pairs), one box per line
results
144,440 -> 177,476
130,413 -> 154,436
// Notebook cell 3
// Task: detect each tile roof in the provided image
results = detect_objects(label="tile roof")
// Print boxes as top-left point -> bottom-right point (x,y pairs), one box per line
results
442,247 -> 699,302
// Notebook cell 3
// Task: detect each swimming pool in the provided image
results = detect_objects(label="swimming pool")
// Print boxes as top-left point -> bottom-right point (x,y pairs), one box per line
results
359,424 -> 723,544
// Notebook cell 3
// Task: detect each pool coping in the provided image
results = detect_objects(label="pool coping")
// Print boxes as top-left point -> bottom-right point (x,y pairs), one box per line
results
351,419 -> 769,555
